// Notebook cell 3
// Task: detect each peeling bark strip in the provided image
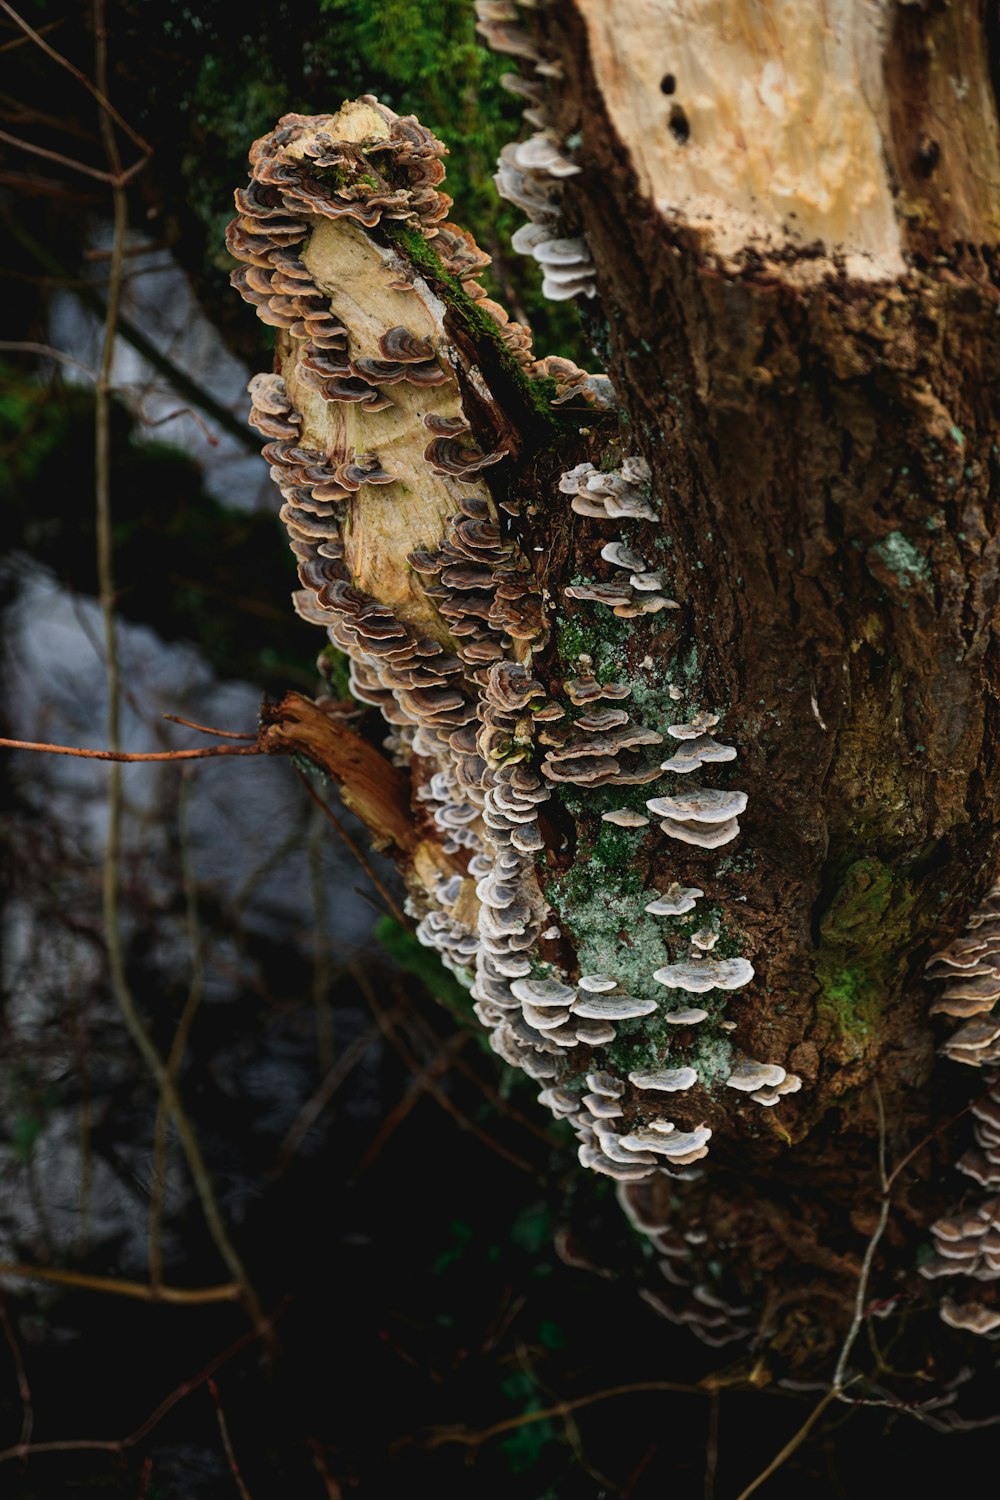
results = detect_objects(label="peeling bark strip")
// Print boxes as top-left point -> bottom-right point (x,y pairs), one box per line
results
227,0 -> 1000,1367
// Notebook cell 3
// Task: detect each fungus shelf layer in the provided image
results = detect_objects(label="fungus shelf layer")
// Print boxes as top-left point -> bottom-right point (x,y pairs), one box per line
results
228,82 -> 800,1344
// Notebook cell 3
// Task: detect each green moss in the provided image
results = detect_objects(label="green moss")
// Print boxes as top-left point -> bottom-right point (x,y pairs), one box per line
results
384,221 -> 563,429
814,857 -> 916,1043
373,915 -> 479,1030
317,642 -> 354,700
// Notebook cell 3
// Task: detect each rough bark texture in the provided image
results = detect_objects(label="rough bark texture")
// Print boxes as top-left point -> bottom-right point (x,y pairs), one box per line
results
538,0 -> 1000,1275
227,2 -> 1000,1380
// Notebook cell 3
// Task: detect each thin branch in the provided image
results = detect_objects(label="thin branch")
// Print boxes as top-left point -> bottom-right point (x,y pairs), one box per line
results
0,1263 -> 239,1304
139,403 -> 220,444
357,971 -> 536,1175
423,1380 -> 707,1450
309,802 -> 335,1074
90,5 -> 265,1337
0,1292 -> 33,1453
2,215 -> 258,449
208,1380 -> 254,1500
161,714 -> 257,740
271,1020 -> 384,1179
704,1390 -> 720,1500
0,338 -> 97,377
0,15 -> 62,52
833,1081 -> 888,1396
0,735 -> 262,761
148,771 -> 206,1289
354,1033 -> 467,1177
296,768 -> 406,926
0,0 -> 151,155
0,1306 -> 281,1468
733,1389 -> 838,1500
734,1084 -> 890,1498
0,125 -> 146,185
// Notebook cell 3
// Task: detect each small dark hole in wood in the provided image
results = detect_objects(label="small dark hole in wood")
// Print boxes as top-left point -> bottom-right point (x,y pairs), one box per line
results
668,103 -> 690,144
660,73 -> 676,95
916,134 -> 940,177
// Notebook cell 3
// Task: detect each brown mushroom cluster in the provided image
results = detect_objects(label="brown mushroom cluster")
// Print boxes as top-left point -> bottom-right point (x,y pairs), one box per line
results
923,881 -> 1000,1334
229,97 -> 796,1343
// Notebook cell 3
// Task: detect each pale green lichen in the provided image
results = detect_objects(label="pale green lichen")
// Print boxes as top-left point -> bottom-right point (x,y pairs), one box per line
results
869,530 -> 932,590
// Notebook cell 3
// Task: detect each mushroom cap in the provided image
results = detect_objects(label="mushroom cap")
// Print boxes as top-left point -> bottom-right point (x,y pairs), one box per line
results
623,566 -> 663,593
573,1018 -> 619,1045
613,594 -> 679,617
662,1007 -> 710,1025
666,713 -> 722,740
725,1060 -> 786,1092
620,1125 -> 713,1158
579,1143 -> 658,1180
522,1002 -> 573,1031
536,1087 -> 581,1117
661,735 -> 737,773
594,1126 -> 658,1166
582,1092 -> 624,1119
653,958 -> 755,993
628,1067 -> 699,1092
602,809 -> 651,827
644,884 -> 704,916
601,541 -> 647,571
647,786 -> 748,824
587,1070 -> 625,1098
509,978 -> 577,1007
573,993 -> 659,1019
577,974 -> 619,993
659,816 -> 741,848
939,1297 -> 1000,1335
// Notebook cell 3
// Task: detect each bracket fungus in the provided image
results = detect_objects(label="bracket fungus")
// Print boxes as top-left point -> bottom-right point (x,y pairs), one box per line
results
228,71 -> 782,1347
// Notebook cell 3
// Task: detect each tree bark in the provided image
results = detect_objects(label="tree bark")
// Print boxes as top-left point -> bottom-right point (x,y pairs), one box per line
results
226,2 -> 1000,1378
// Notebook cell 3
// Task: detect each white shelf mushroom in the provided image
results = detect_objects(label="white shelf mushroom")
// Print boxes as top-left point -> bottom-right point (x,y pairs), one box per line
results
645,884 -> 704,916
628,1067 -> 699,1092
653,959 -> 755,993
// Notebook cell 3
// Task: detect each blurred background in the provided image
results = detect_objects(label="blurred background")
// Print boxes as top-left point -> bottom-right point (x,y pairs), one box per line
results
1,3 -> 997,1495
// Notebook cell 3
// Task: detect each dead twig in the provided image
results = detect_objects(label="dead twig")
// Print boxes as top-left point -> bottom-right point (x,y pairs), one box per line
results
363,969 -> 537,1173
208,1379 -> 254,1500
0,338 -> 97,377
161,714 -> 257,740
0,1263 -> 240,1304
0,1305 -> 282,1468
733,1389 -> 839,1500
0,1291 -> 33,1453
0,125 -> 147,185
832,1080 -> 889,1396
354,1033 -> 468,1177
295,768 -> 406,926
148,770 -> 206,1289
0,735 -> 262,761
90,2 -> 264,1336
0,0 -> 151,156
734,1080 -> 887,1497
272,1019 -> 385,1180
422,1380 -> 707,1451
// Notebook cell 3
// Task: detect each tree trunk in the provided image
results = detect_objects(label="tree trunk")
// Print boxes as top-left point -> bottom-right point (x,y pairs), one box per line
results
226,3 -> 1000,1378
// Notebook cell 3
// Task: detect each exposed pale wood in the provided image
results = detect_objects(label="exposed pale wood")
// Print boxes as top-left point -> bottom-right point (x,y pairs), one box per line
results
571,0 -> 904,279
